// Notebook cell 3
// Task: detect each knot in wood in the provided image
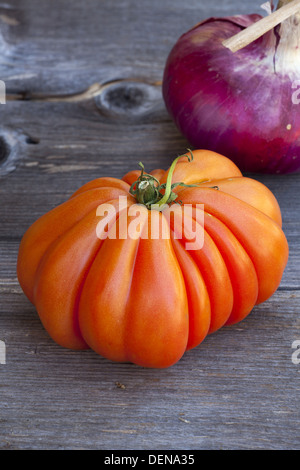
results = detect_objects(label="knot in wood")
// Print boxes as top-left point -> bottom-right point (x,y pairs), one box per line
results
95,79 -> 162,121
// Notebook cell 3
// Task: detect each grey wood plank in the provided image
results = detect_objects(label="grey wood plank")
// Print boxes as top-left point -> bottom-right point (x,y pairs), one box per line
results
0,98 -> 298,289
0,0 -> 299,451
1,288 -> 299,450
0,0 -> 262,94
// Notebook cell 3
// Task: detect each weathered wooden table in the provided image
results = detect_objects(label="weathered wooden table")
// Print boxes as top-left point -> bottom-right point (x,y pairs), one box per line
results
0,0 -> 299,450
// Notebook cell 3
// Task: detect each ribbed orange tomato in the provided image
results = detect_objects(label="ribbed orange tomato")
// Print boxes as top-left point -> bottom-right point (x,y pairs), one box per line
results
17,150 -> 288,368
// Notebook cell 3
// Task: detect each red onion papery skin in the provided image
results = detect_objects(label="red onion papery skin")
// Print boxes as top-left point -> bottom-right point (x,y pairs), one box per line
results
163,14 -> 300,174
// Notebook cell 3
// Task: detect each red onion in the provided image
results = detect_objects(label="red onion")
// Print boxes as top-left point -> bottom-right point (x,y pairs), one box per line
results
162,0 -> 300,174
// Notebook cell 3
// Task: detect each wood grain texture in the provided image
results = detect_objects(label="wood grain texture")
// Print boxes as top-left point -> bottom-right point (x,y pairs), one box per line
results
1,0 -> 300,450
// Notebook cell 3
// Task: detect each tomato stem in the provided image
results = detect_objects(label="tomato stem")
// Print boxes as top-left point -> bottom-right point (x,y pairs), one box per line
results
129,150 -> 194,210
156,155 -> 184,207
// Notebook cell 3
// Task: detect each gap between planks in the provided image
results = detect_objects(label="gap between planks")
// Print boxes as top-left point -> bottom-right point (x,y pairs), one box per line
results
5,78 -> 162,103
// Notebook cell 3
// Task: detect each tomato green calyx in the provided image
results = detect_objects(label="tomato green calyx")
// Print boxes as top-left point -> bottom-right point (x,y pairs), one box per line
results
129,162 -> 161,208
129,150 -> 195,210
